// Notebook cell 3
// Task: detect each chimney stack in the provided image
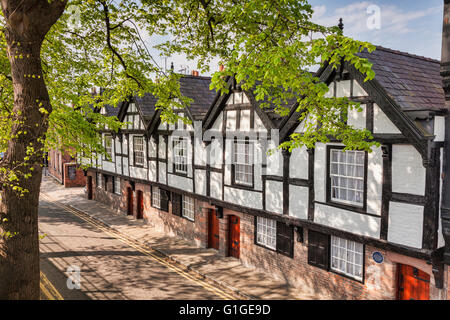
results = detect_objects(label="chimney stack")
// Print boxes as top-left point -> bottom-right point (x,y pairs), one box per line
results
191,70 -> 199,77
440,0 -> 450,264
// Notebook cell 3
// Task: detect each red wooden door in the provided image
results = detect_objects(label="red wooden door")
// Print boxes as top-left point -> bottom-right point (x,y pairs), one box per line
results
127,187 -> 133,216
87,176 -> 93,200
398,264 -> 430,300
208,209 -> 220,250
137,191 -> 144,219
228,215 -> 240,259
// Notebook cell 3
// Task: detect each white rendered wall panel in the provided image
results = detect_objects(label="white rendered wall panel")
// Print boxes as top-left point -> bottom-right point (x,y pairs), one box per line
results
314,143 -> 327,202
158,162 -> 167,184
347,104 -> 366,130
210,172 -> 222,200
289,146 -> 308,180
224,186 -> 263,210
265,180 -> 283,214
392,145 -> 426,196
168,174 -> 193,193
148,160 -> 157,181
314,203 -> 381,238
388,202 -> 424,249
434,116 -> 445,142
195,169 -> 207,196
289,185 -> 308,220
367,146 -> 383,216
373,104 -> 401,134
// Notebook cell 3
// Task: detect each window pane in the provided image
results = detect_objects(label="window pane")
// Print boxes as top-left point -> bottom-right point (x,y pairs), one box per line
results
330,236 -> 363,280
330,149 -> 365,206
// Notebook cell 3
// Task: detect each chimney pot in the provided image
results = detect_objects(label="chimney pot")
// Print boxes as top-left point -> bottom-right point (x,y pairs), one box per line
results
219,65 -> 225,72
191,70 -> 199,77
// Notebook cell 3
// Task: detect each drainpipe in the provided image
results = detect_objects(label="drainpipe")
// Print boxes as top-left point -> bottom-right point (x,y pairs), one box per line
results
440,0 -> 450,264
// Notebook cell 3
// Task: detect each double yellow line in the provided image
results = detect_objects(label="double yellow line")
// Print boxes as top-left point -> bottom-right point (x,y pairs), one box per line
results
40,193 -> 238,300
40,271 -> 64,300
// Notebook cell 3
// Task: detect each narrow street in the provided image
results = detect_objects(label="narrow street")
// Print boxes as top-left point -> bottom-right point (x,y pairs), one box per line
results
38,188 -> 238,300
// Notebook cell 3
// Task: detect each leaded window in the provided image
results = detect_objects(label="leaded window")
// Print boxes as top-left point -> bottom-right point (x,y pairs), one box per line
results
330,236 -> 364,281
330,149 -> 365,206
256,217 -> 277,250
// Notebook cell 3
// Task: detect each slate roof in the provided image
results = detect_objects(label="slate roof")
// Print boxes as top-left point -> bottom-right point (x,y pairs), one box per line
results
129,75 -> 217,125
104,104 -> 121,117
358,46 -> 445,112
179,75 -> 217,119
134,93 -> 158,124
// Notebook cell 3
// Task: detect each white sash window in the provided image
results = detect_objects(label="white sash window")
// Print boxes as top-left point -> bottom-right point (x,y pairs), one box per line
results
114,177 -> 121,195
133,136 -> 145,166
182,195 -> 195,221
330,236 -> 364,281
234,140 -> 253,186
174,137 -> 188,174
256,217 -> 277,250
152,186 -> 161,209
330,149 -> 365,206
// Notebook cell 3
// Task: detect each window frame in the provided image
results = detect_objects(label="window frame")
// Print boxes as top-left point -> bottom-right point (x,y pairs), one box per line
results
330,236 -> 365,282
104,134 -> 113,161
96,173 -> 102,189
231,138 -> 254,189
173,136 -> 188,176
326,145 -> 368,211
114,177 -> 121,195
133,136 -> 145,167
181,195 -> 195,222
255,217 -> 277,251
151,186 -> 161,209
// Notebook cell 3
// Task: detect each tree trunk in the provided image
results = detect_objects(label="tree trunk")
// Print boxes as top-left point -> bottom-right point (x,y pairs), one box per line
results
0,0 -> 66,299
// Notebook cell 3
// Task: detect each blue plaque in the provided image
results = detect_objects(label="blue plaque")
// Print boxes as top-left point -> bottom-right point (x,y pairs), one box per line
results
372,251 -> 384,264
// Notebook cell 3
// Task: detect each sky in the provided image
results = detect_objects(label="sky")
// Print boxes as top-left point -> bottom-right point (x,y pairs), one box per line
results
149,0 -> 445,76
310,0 -> 443,60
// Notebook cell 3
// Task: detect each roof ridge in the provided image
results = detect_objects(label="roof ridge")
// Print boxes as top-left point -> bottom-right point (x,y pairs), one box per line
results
374,45 -> 440,64
180,74 -> 212,80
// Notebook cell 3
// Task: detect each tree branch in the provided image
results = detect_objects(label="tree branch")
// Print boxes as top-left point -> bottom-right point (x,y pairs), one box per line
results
99,0 -> 143,88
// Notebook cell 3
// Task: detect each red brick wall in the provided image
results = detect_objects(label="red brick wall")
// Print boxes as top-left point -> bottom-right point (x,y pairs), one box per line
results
63,163 -> 86,188
86,171 -> 125,214
48,149 -> 71,183
48,148 -> 85,187
142,186 -> 209,248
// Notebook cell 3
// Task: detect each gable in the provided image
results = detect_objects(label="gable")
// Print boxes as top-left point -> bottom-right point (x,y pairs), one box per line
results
204,86 -> 274,134
284,62 -> 430,159
123,103 -> 146,130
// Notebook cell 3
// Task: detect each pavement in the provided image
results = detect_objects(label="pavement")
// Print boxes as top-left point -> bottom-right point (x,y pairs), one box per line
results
40,176 -> 319,300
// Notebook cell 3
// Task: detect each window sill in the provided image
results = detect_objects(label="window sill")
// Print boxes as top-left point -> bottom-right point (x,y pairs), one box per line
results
255,242 -> 277,253
316,201 -> 374,217
330,268 -> 364,284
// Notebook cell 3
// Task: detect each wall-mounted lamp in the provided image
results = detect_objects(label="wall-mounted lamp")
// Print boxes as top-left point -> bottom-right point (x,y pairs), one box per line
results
215,206 -> 224,219
295,226 -> 304,243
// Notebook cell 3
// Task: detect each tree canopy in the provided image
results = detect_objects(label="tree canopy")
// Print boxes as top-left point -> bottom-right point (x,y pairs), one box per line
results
1,0 -> 376,176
